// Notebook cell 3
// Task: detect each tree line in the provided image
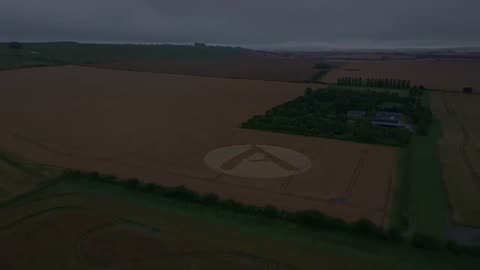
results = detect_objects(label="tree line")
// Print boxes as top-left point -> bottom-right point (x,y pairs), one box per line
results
60,169 -> 477,253
337,77 -> 411,89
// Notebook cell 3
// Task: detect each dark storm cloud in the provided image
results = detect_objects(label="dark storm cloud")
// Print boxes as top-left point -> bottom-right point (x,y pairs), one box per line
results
1,0 -> 479,49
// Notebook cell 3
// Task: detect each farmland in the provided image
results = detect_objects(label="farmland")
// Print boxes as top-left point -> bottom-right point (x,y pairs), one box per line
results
324,60 -> 480,92
0,66 -> 397,225
1,46 -> 480,268
431,92 -> 480,227
92,56 -> 319,82
0,42 -> 320,82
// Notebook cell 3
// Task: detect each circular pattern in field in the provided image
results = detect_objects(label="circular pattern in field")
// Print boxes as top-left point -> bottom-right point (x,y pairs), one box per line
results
204,145 -> 311,178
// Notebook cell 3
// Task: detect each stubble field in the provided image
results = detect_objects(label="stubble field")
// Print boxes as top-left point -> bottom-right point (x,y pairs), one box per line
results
0,66 -> 397,225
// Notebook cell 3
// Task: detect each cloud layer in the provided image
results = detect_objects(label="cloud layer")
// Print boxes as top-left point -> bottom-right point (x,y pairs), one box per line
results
1,0 -> 479,49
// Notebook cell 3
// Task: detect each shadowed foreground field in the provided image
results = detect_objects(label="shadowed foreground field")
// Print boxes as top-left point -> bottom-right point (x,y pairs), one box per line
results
1,170 -> 479,270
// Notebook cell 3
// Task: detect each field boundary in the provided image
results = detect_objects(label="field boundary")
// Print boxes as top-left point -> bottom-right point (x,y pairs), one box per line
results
343,149 -> 368,198
80,65 -> 317,85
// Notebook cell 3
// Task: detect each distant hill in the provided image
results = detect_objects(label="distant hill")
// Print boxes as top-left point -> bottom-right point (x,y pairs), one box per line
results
0,42 -> 266,70
0,42 -> 325,82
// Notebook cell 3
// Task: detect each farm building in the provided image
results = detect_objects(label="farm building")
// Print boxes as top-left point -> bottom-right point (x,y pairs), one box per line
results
371,112 -> 404,128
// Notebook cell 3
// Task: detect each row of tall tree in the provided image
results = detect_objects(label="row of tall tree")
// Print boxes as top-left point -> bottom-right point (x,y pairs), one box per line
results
337,77 -> 411,89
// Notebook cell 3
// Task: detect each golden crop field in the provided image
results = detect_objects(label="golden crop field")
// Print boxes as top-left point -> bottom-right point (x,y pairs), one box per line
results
0,66 -> 397,225
431,92 -> 480,226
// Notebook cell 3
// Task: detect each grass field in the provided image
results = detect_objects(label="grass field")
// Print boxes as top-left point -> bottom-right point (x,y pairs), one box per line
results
388,92 -> 449,242
1,162 -> 479,269
432,92 -> 480,226
406,118 -> 449,240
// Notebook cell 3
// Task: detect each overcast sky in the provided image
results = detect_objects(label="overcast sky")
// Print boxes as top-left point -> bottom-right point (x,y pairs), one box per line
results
1,0 -> 479,49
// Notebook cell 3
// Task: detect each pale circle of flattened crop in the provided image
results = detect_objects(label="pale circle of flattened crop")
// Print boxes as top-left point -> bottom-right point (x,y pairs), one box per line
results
204,145 -> 311,178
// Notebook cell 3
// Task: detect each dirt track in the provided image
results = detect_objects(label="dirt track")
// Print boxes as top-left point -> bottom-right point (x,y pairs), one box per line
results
0,66 -> 396,224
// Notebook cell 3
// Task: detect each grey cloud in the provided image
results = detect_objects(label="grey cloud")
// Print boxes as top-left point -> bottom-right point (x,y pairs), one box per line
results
1,0 -> 479,49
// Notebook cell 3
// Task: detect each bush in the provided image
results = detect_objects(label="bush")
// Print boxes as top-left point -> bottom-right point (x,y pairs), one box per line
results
125,178 -> 140,189
99,174 -> 116,183
63,170 -> 468,249
62,169 -> 84,178
292,210 -> 333,229
139,183 -> 157,193
387,228 -> 403,242
351,219 -> 386,239
201,193 -> 220,205
412,233 -> 441,249
262,205 -> 281,218
167,186 -> 201,202
88,171 -> 100,178
447,241 -> 462,255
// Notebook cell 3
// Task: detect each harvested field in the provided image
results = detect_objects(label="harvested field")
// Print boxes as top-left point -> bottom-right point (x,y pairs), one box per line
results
91,56 -> 318,82
0,66 -> 397,225
432,92 -> 480,226
324,60 -> 480,92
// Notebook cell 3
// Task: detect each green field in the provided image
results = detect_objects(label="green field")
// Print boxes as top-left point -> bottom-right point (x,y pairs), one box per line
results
388,92 -> 450,243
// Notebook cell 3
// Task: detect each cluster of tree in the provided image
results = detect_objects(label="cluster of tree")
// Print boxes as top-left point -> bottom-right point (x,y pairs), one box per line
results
242,88 -> 432,147
60,169 -> 479,254
337,77 -> 411,89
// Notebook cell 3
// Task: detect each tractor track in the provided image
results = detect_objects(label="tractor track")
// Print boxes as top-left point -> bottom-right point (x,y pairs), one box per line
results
441,93 -> 480,190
